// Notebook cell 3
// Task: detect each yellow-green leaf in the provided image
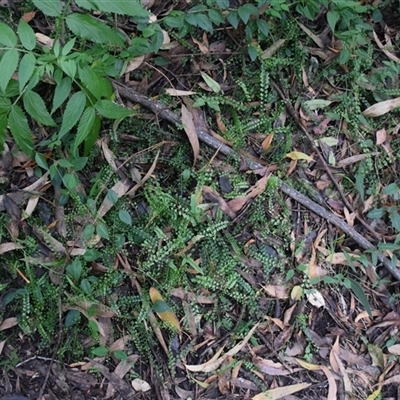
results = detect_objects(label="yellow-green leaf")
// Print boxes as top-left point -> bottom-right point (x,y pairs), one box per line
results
149,287 -> 181,332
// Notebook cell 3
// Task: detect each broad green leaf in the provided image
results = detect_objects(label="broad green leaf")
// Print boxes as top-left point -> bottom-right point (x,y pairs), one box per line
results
208,9 -> 224,25
367,208 -> 385,219
80,279 -> 92,294
70,157 -> 88,171
200,71 -> 221,93
66,259 -> 82,281
8,105 -> 34,157
32,0 -> 61,16
63,173 -> 79,190
194,14 -> 213,32
0,96 -> 11,112
17,20 -> 36,50
238,3 -> 258,24
0,49 -> 19,93
84,249 -> 101,261
119,210 -> 132,225
96,223 -> 110,240
66,13 -> 125,46
256,19 -> 269,37
0,22 -> 18,47
62,37 -> 76,56
348,278 -> 372,318
83,224 -> 95,240
389,212 -> 400,232
73,106 -> 96,152
18,53 -> 36,92
23,91 -> 56,126
327,10 -> 340,32
78,65 -> 112,100
107,189 -> 118,205
72,0 -> 96,11
92,346 -> 108,357
0,113 -> 7,151
35,153 -> 49,170
58,91 -> 86,139
94,100 -> 133,119
227,10 -> 239,29
58,159 -> 73,168
58,59 -> 77,79
153,300 -> 172,313
113,350 -> 127,361
64,310 -> 80,327
383,183 -> 400,200
51,76 -> 72,114
164,15 -> 185,29
76,0 -> 149,17
83,114 -> 101,155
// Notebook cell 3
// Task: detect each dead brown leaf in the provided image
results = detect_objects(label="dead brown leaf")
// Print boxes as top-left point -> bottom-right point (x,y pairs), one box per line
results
181,104 -> 200,167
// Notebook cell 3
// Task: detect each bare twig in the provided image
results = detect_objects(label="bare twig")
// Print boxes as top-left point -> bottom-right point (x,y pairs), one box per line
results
112,80 -> 400,282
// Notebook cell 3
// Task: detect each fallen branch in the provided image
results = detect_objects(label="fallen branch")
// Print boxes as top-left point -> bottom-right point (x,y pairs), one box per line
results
112,80 -> 400,282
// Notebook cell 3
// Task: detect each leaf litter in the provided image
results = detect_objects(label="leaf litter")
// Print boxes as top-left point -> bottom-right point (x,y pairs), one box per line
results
2,1 -> 400,400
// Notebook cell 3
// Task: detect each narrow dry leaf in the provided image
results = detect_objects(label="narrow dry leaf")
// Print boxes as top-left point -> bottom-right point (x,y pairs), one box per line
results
216,113 -> 227,133
329,336 -> 340,373
0,317 -> 18,331
295,358 -> 321,371
185,323 -> 258,373
333,352 -> 353,394
253,357 -> 294,376
0,340 -> 6,355
362,97 -> 400,117
192,37 -> 209,54
165,89 -> 197,96
22,11 -> 36,22
263,284 -> 288,299
149,287 -> 181,332
23,195 -> 39,219
181,104 -> 200,167
0,242 -> 23,254
376,128 -> 387,145
252,383 -> 311,400
185,346 -> 225,372
286,151 -> 313,161
373,30 -> 400,62
297,22 -> 325,48
261,133 -> 274,151
126,150 -> 159,196
228,174 -> 270,213
124,55 -> 145,74
261,39 -> 286,59
320,365 -> 337,400
98,178 -> 132,218
35,32 -> 54,48
387,344 -> 400,356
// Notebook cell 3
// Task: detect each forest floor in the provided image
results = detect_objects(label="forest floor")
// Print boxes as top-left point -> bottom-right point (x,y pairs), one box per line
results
1,1 -> 400,399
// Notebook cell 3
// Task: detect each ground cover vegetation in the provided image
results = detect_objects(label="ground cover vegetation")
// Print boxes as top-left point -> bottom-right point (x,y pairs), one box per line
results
0,0 -> 400,398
